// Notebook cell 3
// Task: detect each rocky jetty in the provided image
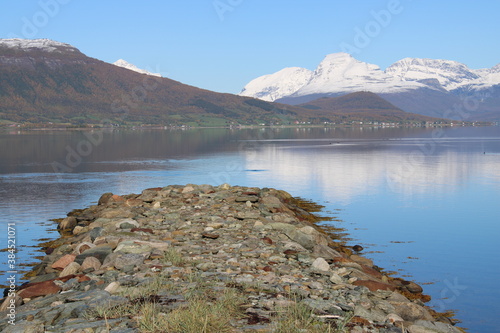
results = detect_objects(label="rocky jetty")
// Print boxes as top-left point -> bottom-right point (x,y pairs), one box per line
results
1,184 -> 462,332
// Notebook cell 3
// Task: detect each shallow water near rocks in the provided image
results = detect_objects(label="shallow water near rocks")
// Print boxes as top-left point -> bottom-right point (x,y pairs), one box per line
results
0,126 -> 499,332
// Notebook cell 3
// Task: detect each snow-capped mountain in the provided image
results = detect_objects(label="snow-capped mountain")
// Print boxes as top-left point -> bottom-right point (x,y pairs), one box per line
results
0,38 -> 79,53
240,53 -> 500,102
113,59 -> 161,77
240,53 -> 500,121
240,67 -> 312,102
293,53 -> 425,96
385,58 -> 481,90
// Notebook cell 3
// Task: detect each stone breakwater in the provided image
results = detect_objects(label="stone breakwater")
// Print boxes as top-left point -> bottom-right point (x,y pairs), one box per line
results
0,184 -> 462,333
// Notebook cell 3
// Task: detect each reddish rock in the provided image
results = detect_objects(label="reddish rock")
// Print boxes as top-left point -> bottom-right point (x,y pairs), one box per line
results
401,280 -> 424,294
284,249 -> 298,256
202,233 -> 220,239
360,264 -> 383,279
51,254 -> 76,270
333,256 -> 353,264
145,187 -> 162,191
18,280 -> 61,298
262,266 -> 272,272
78,275 -> 91,282
111,194 -> 125,202
262,237 -> 273,245
351,316 -> 371,325
353,280 -> 396,292
131,228 -> 154,234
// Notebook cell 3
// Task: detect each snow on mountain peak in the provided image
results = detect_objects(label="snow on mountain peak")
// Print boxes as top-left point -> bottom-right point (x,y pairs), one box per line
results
385,57 -> 480,89
0,38 -> 78,53
240,67 -> 313,102
310,52 -> 382,84
239,53 -> 500,102
294,53 -> 422,97
113,59 -> 161,77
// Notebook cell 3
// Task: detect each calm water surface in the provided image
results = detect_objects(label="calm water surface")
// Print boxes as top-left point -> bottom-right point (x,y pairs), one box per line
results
0,126 -> 499,332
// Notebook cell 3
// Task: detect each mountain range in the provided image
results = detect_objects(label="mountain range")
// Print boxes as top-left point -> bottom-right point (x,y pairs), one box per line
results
240,53 -> 500,121
0,39 -> 460,126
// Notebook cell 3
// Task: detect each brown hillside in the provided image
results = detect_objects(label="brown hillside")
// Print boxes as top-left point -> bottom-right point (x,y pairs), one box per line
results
299,91 -> 447,123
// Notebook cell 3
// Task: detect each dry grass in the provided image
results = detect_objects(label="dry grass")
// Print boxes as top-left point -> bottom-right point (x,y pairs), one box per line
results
161,248 -> 186,266
154,288 -> 244,333
273,301 -> 353,333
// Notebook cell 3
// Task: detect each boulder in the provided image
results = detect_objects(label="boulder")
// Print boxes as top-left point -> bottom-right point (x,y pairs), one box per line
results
98,192 -> 114,205
75,245 -> 113,264
311,257 -> 330,272
18,280 -> 61,299
58,216 -> 77,231
389,301 -> 434,322
51,254 -> 76,270
353,280 -> 396,292
350,254 -> 374,267
103,252 -> 145,270
59,262 -> 81,277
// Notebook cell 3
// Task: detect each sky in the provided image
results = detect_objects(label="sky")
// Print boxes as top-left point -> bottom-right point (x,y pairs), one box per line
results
1,0 -> 500,94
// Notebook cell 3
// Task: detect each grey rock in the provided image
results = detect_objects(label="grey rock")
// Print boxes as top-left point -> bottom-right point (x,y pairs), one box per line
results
235,196 -> 259,203
103,252 -> 145,270
390,301 -> 434,322
61,277 -> 80,291
1,320 -> 45,333
412,320 -> 462,333
311,257 -> 330,272
114,240 -> 152,254
59,261 -> 81,277
87,294 -> 129,308
80,256 -> 102,272
354,305 -> 387,323
300,299 -> 344,315
29,273 -> 58,283
75,245 -> 113,264
330,273 -> 343,284
235,274 -> 255,284
89,227 -> 103,242
312,244 -> 342,260
236,210 -> 261,219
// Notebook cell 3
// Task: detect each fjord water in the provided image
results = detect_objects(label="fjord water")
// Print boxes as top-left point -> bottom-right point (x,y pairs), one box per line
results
1,126 -> 499,332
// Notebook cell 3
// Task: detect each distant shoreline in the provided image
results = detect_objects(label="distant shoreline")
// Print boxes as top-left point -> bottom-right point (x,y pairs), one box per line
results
1,121 -> 494,132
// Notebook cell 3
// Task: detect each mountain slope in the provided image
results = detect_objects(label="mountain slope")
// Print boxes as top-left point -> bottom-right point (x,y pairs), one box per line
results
240,53 -> 500,121
299,92 -> 444,123
0,39 -> 306,126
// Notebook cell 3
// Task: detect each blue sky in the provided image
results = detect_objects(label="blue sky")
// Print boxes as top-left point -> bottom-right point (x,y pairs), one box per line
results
1,0 -> 499,94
